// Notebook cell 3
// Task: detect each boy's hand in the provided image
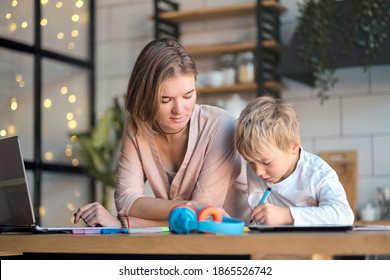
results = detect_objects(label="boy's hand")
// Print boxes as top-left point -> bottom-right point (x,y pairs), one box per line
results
250,203 -> 293,225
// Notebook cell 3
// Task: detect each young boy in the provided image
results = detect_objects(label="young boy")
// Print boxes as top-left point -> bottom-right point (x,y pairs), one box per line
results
234,95 -> 354,225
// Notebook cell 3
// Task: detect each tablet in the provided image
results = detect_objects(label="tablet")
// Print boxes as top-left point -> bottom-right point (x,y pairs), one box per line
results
248,224 -> 353,232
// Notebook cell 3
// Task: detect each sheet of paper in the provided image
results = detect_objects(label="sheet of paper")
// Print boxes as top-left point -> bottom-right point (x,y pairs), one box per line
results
353,225 -> 390,231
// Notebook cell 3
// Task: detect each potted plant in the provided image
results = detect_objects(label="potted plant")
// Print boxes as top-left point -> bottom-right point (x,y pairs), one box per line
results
295,0 -> 390,103
72,96 -> 126,209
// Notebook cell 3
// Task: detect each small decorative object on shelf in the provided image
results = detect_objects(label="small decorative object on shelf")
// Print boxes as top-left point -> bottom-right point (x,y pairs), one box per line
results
237,51 -> 255,84
219,54 -> 236,86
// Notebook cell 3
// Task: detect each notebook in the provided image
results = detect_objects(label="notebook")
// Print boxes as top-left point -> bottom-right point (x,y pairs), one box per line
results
0,136 -> 120,234
248,224 -> 353,232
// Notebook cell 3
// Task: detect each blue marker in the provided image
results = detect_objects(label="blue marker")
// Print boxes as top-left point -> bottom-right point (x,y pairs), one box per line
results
250,187 -> 272,224
257,187 -> 272,206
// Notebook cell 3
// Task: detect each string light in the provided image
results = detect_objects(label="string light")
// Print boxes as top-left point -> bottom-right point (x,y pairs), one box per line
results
43,99 -> 52,108
65,144 -> 72,156
68,120 -> 77,129
40,18 -> 48,26
75,0 -> 84,8
71,29 -> 79,37
56,1 -> 63,8
67,42 -> 75,50
68,94 -> 76,103
66,112 -> 74,120
15,74 -> 23,82
8,125 -> 16,135
10,98 -> 18,111
9,22 -> 17,32
57,32 -> 65,40
44,151 -> 54,161
71,14 -> 80,22
60,86 -> 68,94
71,158 -> 79,166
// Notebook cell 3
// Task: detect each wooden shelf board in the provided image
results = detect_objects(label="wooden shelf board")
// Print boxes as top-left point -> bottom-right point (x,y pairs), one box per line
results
188,40 -> 284,56
197,80 -> 286,95
155,2 -> 286,23
188,42 -> 256,56
355,220 -> 390,225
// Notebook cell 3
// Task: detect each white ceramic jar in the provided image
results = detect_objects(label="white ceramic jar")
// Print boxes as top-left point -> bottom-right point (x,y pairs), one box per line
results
237,51 -> 254,83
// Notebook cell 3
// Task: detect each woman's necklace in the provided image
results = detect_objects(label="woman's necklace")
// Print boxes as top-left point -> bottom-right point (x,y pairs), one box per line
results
155,121 -> 187,135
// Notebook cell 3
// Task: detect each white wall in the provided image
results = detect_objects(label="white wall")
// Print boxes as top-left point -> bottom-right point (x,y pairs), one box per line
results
95,0 -> 390,218
279,1 -> 390,218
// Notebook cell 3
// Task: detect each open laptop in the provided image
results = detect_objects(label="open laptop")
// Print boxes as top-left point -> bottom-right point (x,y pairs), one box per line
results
0,136 -> 120,234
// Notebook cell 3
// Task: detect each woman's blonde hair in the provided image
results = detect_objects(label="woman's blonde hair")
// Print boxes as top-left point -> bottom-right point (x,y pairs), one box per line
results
125,37 -> 197,135
235,95 -> 300,161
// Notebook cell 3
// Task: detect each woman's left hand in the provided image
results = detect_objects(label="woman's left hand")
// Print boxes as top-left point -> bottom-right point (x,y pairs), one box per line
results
73,202 -> 121,227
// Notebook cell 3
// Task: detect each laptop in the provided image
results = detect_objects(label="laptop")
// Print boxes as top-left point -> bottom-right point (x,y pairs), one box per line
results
0,136 -> 120,234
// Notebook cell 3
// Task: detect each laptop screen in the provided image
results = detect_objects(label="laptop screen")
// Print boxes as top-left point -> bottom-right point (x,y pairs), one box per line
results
0,136 -> 35,227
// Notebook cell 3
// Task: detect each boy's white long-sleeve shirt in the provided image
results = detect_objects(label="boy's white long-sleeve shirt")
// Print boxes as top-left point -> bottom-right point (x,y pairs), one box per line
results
247,148 -> 355,225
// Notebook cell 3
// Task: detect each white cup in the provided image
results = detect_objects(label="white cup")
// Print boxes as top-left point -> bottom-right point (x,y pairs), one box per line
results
207,71 -> 224,87
360,203 -> 379,222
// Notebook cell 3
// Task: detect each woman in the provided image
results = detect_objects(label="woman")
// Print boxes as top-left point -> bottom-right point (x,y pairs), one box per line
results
74,37 -> 249,227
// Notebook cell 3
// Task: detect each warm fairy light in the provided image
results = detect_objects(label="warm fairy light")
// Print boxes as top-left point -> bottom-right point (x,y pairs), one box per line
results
40,18 -> 48,26
66,112 -> 74,120
71,158 -> 79,166
5,13 -> 12,20
11,0 -> 18,7
44,151 -> 54,161
66,201 -> 76,211
15,74 -> 23,82
57,32 -> 64,40
68,119 -> 77,129
41,0 -> 49,5
10,98 -> 18,111
71,29 -> 79,37
21,21 -> 28,28
0,130 -> 6,137
75,0 -> 83,8
68,95 -> 76,103
67,42 -> 75,50
73,189 -> 81,197
39,207 -> 46,217
43,99 -> 52,108
8,125 -> 16,135
9,22 -> 17,32
75,107 -> 82,115
60,86 -> 68,94
18,81 -> 25,88
65,144 -> 72,156
70,135 -> 78,142
56,1 -> 63,8
71,14 -> 80,22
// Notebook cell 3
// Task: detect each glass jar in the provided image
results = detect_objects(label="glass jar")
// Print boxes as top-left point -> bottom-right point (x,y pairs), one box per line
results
237,51 -> 254,83
219,54 -> 236,85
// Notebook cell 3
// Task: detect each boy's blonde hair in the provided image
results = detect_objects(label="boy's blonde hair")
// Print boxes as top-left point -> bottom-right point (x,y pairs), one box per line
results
235,95 -> 300,162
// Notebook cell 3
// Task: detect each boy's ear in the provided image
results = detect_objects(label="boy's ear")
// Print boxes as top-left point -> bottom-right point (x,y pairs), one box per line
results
291,138 -> 300,154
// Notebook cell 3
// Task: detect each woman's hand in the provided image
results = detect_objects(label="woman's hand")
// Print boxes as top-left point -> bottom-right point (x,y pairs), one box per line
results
73,202 -> 121,227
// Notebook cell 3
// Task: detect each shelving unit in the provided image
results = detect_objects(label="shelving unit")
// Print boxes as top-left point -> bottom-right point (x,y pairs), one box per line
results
152,0 -> 287,97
